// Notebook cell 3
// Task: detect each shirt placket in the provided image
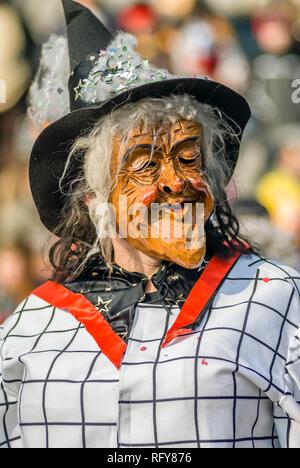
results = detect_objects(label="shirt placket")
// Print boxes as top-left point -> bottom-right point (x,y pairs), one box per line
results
116,303 -> 180,447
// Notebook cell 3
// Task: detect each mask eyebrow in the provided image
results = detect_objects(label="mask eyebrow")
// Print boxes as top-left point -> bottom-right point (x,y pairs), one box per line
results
122,144 -> 160,164
171,136 -> 201,152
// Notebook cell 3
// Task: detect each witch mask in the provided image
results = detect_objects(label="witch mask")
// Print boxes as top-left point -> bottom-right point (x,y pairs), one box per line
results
109,119 -> 214,269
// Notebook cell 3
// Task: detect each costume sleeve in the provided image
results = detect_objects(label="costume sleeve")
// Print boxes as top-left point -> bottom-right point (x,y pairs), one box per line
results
0,315 -> 23,448
274,286 -> 300,448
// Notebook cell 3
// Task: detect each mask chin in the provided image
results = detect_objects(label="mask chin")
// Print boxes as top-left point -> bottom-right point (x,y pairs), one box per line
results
126,232 -> 207,270
122,205 -> 208,268
159,239 -> 206,269
167,245 -> 206,270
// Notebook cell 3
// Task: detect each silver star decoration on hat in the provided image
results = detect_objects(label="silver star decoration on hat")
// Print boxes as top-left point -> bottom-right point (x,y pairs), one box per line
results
73,79 -> 83,101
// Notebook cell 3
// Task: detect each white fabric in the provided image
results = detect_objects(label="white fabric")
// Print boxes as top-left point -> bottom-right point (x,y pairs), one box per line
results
1,254 -> 300,448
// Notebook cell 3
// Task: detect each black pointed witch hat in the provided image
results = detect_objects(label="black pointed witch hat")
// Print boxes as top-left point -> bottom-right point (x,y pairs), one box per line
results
29,0 -> 251,235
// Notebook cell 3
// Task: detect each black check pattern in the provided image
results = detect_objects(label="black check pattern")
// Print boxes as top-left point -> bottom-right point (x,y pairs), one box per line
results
0,254 -> 300,448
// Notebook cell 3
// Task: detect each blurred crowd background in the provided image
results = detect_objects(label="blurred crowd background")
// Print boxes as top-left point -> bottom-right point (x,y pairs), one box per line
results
0,0 -> 300,323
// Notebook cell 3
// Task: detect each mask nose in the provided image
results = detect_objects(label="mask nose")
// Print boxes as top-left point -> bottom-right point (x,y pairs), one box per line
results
158,163 -> 185,194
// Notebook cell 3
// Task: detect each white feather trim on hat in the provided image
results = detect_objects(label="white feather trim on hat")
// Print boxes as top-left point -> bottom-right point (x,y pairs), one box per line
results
28,35 -> 70,131
28,31 -> 209,131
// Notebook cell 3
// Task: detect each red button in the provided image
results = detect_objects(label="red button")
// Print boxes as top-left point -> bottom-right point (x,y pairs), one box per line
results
263,278 -> 271,283
140,346 -> 147,351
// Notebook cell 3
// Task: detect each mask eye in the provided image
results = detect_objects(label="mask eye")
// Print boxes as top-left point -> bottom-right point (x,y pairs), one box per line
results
179,156 -> 197,165
146,160 -> 158,168
133,159 -> 158,173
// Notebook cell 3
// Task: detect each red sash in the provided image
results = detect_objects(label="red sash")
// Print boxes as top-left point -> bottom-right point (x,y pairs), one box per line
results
32,281 -> 127,369
161,250 -> 243,347
32,250 -> 244,369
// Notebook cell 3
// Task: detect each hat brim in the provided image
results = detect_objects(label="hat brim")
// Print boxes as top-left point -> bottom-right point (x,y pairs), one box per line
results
29,78 -> 251,234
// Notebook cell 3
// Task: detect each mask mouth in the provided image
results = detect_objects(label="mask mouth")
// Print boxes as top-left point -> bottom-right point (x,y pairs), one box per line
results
159,185 -> 209,204
148,202 -> 196,222
158,194 -> 208,213
160,200 -> 197,212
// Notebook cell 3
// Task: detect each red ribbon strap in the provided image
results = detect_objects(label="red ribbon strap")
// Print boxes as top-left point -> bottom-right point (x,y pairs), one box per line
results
161,250 -> 244,347
32,281 -> 127,369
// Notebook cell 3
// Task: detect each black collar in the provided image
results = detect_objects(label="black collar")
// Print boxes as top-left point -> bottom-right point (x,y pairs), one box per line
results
62,256 -> 209,340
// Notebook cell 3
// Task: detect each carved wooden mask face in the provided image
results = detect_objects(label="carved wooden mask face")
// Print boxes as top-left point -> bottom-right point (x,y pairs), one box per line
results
110,119 -> 214,269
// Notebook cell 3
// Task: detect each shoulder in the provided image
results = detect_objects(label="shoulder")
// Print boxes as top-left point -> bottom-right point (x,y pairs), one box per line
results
213,253 -> 300,330
216,252 -> 300,343
229,253 -> 300,292
1,293 -> 53,334
225,253 -> 300,310
0,288 -> 79,359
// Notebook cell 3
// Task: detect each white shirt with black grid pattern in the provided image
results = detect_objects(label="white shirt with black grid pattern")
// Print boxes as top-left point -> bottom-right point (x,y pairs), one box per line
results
1,254 -> 300,448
